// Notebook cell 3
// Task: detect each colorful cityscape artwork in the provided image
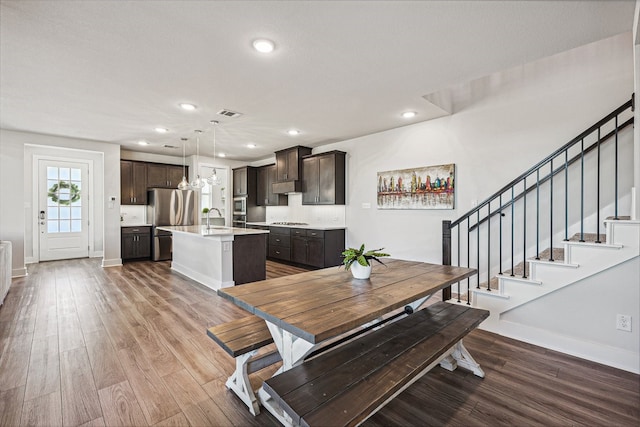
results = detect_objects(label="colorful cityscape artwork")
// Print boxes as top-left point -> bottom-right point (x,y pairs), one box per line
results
377,163 -> 455,209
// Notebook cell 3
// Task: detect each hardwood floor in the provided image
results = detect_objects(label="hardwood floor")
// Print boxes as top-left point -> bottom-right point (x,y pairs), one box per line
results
1,258 -> 638,426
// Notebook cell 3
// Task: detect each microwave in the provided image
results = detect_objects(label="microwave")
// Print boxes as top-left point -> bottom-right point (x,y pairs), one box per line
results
233,196 -> 246,214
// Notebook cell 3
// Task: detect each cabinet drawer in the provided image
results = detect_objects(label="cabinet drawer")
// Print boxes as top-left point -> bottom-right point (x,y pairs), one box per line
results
305,229 -> 324,238
269,234 -> 290,247
269,226 -> 291,235
290,228 -> 307,237
121,226 -> 151,235
269,245 -> 290,261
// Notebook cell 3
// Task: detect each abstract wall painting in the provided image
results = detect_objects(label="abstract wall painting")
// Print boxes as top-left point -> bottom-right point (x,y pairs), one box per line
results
377,163 -> 455,209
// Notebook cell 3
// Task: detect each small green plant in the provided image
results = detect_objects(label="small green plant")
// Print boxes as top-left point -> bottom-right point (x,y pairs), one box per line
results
341,244 -> 390,271
202,207 -> 210,215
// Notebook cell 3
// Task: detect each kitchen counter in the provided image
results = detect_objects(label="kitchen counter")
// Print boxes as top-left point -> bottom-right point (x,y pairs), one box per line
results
157,225 -> 269,237
246,222 -> 346,230
121,223 -> 152,228
157,225 -> 268,290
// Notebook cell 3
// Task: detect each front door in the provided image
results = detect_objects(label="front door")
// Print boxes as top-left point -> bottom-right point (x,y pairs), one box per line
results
39,160 -> 90,261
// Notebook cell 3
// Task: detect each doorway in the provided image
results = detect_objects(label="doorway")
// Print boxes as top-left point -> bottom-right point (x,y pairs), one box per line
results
38,159 -> 90,261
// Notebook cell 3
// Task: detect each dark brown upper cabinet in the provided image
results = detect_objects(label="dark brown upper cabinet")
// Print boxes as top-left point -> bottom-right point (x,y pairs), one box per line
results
120,160 -> 147,205
147,163 -> 186,188
257,164 -> 287,206
275,146 -> 312,182
302,151 -> 346,205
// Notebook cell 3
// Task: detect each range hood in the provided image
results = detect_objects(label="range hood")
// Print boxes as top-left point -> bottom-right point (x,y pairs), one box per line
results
271,146 -> 312,194
272,180 -> 301,194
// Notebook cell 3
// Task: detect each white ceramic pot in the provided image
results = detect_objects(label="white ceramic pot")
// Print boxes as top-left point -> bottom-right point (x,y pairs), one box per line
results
350,262 -> 372,279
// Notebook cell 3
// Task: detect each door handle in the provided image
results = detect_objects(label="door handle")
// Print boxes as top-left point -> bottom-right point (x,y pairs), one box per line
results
39,210 -> 45,220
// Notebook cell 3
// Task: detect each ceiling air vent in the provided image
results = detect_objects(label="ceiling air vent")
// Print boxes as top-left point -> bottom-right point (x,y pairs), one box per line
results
217,109 -> 243,118
163,144 -> 178,149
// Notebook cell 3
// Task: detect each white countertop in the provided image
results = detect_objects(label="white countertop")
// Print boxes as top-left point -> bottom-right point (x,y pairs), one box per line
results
120,223 -> 152,228
157,225 -> 269,237
246,222 -> 346,230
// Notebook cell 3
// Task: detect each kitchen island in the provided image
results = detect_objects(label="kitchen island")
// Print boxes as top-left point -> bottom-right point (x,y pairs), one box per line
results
156,225 -> 269,289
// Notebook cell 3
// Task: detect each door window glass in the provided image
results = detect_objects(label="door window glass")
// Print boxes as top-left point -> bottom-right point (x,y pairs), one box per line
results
46,166 -> 82,233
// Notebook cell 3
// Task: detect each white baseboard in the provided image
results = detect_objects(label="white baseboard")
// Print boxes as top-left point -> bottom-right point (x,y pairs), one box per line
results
101,258 -> 122,268
25,257 -> 37,264
170,261 -> 234,291
480,319 -> 640,374
90,251 -> 104,258
12,267 -> 28,278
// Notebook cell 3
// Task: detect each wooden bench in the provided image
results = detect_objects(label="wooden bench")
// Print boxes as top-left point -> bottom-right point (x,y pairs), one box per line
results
262,302 -> 489,427
207,315 -> 281,415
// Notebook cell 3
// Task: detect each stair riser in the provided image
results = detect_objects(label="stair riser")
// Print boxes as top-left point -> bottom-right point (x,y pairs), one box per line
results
528,262 -> 579,284
606,220 -> 640,248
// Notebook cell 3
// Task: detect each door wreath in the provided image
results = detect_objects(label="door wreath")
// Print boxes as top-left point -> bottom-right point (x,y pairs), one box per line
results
48,181 -> 81,205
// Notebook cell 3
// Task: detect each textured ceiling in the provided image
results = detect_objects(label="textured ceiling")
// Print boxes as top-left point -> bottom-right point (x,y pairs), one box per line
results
0,1 -> 634,161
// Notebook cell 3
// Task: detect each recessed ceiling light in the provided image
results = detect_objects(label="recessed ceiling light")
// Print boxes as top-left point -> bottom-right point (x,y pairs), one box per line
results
247,143 -> 256,149
401,111 -> 417,119
155,127 -> 169,133
218,153 -> 226,158
253,38 -> 275,53
179,103 -> 197,111
287,129 -> 300,136
138,141 -> 149,146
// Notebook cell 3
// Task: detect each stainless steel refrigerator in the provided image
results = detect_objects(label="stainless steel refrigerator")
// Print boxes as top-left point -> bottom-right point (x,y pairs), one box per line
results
147,188 -> 197,261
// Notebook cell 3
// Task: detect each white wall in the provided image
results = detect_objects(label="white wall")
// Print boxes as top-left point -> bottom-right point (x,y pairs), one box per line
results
0,131 -> 27,276
315,33 -> 634,263
634,1 -> 640,219
0,129 -> 121,272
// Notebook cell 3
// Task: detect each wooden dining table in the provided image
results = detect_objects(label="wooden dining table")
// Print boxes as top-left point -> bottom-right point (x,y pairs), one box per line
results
218,258 -> 477,424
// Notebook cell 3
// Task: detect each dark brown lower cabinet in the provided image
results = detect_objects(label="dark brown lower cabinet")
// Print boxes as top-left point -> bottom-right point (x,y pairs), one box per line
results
233,234 -> 267,285
289,228 -> 345,268
268,227 -> 291,261
121,227 -> 151,261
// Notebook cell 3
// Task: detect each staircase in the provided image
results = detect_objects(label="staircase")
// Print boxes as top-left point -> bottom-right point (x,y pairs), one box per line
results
474,220 -> 639,323
442,98 -> 639,373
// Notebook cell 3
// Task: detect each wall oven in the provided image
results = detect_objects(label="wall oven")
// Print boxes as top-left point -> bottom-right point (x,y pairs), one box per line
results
232,213 -> 247,228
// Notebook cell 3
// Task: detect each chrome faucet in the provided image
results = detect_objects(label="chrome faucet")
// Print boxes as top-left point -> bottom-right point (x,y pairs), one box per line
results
210,208 -> 222,217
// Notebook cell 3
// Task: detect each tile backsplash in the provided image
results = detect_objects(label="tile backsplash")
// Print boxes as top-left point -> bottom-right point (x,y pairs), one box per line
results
265,193 -> 346,226
120,205 -> 147,225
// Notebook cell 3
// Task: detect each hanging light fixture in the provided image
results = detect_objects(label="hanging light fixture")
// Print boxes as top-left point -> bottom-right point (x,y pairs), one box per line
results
190,130 -> 206,189
207,120 -> 221,186
177,138 -> 190,190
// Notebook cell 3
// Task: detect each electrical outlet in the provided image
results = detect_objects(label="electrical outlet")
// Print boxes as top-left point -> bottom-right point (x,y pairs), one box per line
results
616,314 -> 632,332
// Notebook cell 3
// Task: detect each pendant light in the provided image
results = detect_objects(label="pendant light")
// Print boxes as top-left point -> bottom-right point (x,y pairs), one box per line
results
177,138 -> 190,190
190,130 -> 206,189
207,120 -> 221,186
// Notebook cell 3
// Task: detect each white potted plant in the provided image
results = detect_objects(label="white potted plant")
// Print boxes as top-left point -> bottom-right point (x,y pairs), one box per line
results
341,244 -> 389,279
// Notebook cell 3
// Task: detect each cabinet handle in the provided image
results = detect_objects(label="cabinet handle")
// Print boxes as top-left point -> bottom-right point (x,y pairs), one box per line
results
133,197 -> 136,203
275,251 -> 280,255
275,238 -> 280,242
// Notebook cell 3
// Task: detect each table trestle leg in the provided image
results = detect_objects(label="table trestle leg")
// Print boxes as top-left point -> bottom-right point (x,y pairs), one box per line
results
439,340 -> 485,378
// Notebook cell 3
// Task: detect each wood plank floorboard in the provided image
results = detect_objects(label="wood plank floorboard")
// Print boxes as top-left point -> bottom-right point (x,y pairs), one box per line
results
0,258 -> 637,426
